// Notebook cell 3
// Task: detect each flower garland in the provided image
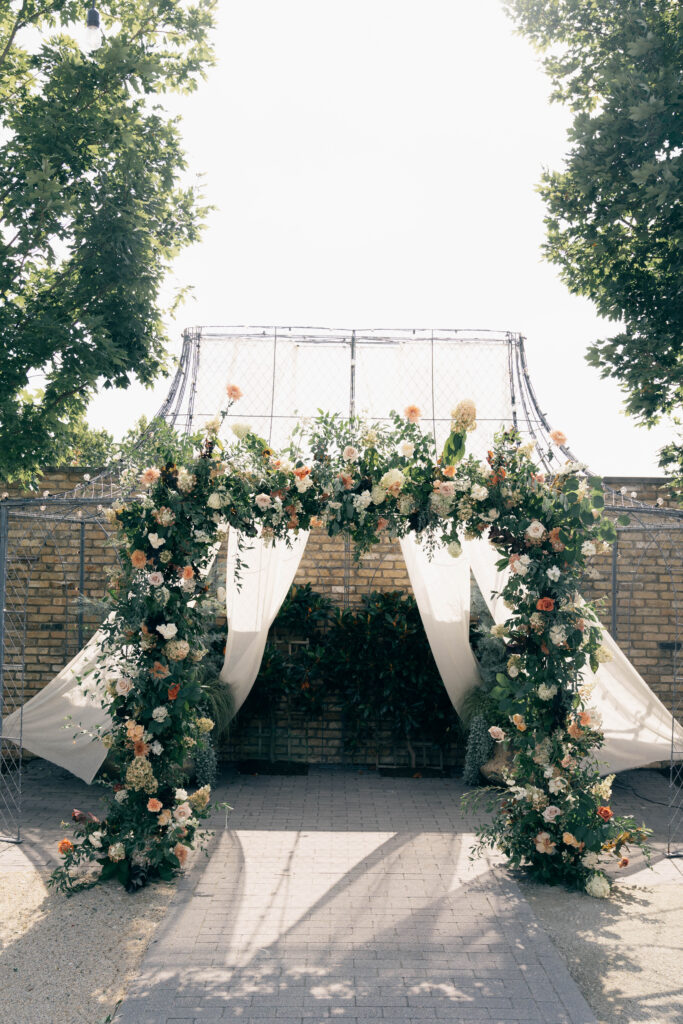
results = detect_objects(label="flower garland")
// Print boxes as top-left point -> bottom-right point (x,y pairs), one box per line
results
50,392 -> 649,896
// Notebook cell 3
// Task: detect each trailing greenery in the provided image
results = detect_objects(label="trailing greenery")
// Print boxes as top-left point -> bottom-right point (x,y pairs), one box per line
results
504,0 -> 682,488
0,0 -> 216,484
462,714 -> 494,787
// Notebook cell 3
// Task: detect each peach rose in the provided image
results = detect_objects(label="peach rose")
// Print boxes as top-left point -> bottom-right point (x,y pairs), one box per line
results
404,404 -> 421,423
139,467 -> 161,487
173,843 -> 189,865
339,472 -> 354,490
147,798 -> 163,813
158,809 -> 172,827
567,720 -> 583,740
130,550 -> 147,569
377,517 -> 389,532
442,465 -> 456,478
579,711 -> 593,727
226,384 -> 243,400
512,713 -> 527,732
488,726 -> 505,742
181,565 -> 194,580
550,429 -> 567,445
151,661 -> 170,679
58,838 -> 73,856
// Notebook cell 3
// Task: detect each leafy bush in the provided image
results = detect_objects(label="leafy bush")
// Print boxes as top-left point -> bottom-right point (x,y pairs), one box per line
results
462,713 -> 493,786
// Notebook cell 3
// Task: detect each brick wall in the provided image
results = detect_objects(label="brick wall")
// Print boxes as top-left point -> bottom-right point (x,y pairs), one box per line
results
2,469 -> 680,767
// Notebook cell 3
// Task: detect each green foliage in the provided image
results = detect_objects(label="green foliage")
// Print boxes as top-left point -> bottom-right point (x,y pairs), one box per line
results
462,713 -> 494,787
62,415 -> 116,468
0,1 -> 216,484
505,0 -> 682,464
463,626 -> 509,724
324,591 -> 461,761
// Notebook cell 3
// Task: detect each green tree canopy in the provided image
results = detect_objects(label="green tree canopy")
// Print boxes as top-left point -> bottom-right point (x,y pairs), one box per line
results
505,0 -> 682,479
0,0 -> 216,484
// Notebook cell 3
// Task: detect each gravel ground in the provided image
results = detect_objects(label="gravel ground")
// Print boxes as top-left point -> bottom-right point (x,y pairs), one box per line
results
0,868 -> 174,1024
520,770 -> 683,1024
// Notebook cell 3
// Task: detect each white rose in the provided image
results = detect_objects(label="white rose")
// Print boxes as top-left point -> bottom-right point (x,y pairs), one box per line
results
525,520 -> 546,543
114,789 -> 128,804
546,566 -> 561,582
150,741 -> 163,755
115,677 -> 133,696
207,492 -> 224,509
537,683 -> 557,701
582,851 -> 600,870
471,484 -> 489,501
148,533 -> 166,549
175,788 -> 188,801
255,493 -> 272,511
174,802 -> 192,822
582,540 -> 597,557
380,468 -> 405,493
89,830 -> 103,848
399,441 -> 415,458
157,622 -> 178,640
342,445 -> 359,462
152,706 -> 169,722
542,805 -> 562,822
295,476 -> 313,493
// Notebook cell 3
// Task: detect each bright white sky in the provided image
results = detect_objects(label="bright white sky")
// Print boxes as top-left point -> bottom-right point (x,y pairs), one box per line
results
87,0 -> 673,477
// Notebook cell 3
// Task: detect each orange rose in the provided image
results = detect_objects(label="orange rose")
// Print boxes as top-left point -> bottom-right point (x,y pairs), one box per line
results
597,805 -> 613,822
536,597 -> 555,612
579,711 -> 592,727
173,843 -> 189,865
168,683 -> 181,701
442,465 -> 456,478
181,565 -> 194,580
147,798 -> 163,813
310,516 -> 323,528
567,720 -> 583,740
618,857 -> 629,868
58,838 -> 73,856
294,465 -> 311,480
151,661 -> 170,679
130,550 -> 147,569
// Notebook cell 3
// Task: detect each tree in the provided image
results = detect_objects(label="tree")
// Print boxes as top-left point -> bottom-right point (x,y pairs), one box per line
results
504,1 -> 682,486
0,0 -> 216,484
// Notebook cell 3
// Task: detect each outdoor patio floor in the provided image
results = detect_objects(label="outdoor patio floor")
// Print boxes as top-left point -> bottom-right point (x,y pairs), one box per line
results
113,768 -> 598,1024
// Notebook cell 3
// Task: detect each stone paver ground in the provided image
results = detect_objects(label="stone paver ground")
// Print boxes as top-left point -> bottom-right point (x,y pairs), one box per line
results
114,769 -> 597,1024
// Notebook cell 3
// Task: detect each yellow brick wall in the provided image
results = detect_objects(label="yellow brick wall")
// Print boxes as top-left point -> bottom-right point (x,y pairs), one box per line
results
2,469 -> 680,766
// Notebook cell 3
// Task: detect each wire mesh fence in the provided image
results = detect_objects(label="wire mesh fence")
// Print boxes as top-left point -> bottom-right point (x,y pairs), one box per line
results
0,498 -> 115,842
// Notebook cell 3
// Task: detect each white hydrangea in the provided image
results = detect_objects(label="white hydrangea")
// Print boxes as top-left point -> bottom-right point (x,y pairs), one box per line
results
537,683 -> 558,701
585,873 -> 610,899
581,540 -> 597,557
470,484 -> 489,501
231,422 -> 252,439
581,851 -> 600,869
152,706 -> 169,722
511,554 -> 531,576
156,622 -> 177,640
370,485 -> 386,505
114,789 -> 128,804
353,491 -> 372,511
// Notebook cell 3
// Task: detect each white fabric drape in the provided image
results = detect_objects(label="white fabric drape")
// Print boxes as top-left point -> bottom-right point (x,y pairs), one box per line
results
463,534 -> 683,773
220,529 -> 309,715
399,533 -> 481,714
1,630 -> 110,784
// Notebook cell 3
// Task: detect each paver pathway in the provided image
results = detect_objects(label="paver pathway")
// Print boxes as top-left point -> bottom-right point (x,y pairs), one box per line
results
115,769 -> 597,1024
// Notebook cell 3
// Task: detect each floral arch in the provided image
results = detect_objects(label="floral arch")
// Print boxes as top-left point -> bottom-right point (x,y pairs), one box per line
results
51,392 -> 650,898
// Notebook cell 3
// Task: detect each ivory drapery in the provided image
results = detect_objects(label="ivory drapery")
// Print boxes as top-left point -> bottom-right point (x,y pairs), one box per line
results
399,533 -> 481,714
462,534 -> 683,773
219,529 -> 310,716
1,629 -> 110,784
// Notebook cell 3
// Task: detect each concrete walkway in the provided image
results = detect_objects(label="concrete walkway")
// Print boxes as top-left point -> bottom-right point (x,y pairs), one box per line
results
114,769 -> 597,1024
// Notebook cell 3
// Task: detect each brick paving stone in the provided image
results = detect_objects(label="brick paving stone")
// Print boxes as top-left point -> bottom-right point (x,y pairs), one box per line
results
110,768 -> 597,1024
